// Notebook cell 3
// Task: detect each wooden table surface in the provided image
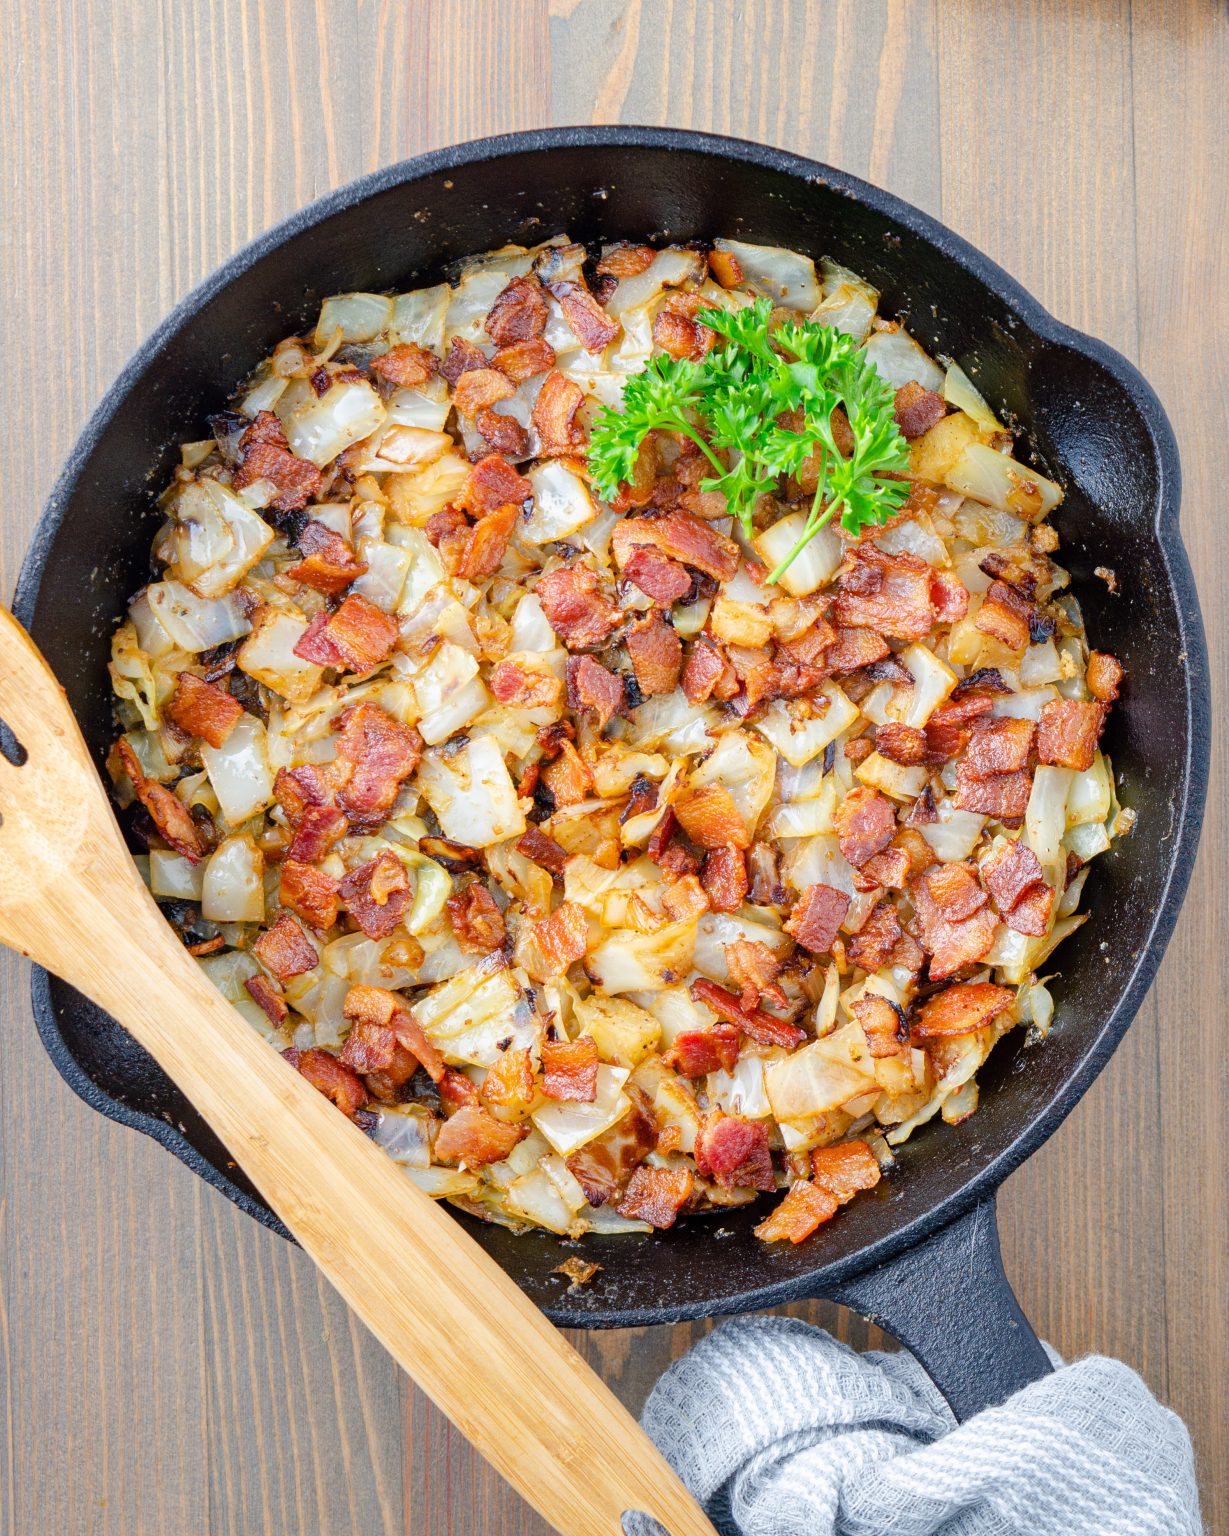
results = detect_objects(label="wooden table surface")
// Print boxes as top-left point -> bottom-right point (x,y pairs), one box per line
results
1,2 -> 1224,1532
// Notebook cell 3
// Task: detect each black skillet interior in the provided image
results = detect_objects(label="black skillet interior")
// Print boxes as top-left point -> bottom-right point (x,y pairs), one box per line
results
17,129 -> 1208,1330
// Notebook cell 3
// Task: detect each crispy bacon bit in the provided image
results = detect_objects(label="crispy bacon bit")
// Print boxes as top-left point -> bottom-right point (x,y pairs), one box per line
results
674,783 -> 749,851
846,899 -> 904,973
965,717 -> 1036,776
785,882 -> 851,955
288,804 -> 348,864
652,292 -> 717,362
1086,651 -> 1124,703
975,580 -> 1033,652
460,452 -> 532,518
344,983 -> 445,1081
626,611 -> 682,698
166,672 -> 245,749
555,1256 -> 601,1286
666,1025 -> 741,1077
924,861 -> 989,921
116,740 -> 205,862
481,1047 -> 535,1112
824,626 -> 892,674
914,981 -> 1014,1038
981,840 -> 1053,936
566,654 -> 624,730
549,280 -> 620,352
662,872 -> 710,922
490,657 -> 564,710
316,593 -> 399,674
811,1140 -> 882,1201
280,858 -> 341,929
681,637 -> 731,704
492,337 -> 556,382
893,380 -> 947,439
834,786 -> 897,868
878,721 -> 927,764
1038,698 -> 1107,771
541,1036 -> 599,1102
372,342 -> 437,387
725,938 -> 786,1011
833,546 -> 936,642
333,703 -> 422,832
532,371 -> 587,457
931,569 -> 970,625
458,501 -> 518,582
485,274 -> 549,345
701,846 -> 749,913
850,991 -> 909,1057
707,248 -> 744,287
912,866 -> 999,980
528,900 -> 589,975
445,883 -> 506,954
690,978 -> 805,1049
695,1113 -> 775,1191
439,1068 -> 480,1111
453,367 -> 516,420
246,973 -> 288,1026
623,546 -> 692,607
287,519 -> 368,595
440,336 -> 488,386
476,407 -> 529,457
254,912 -> 318,983
291,611 -> 343,667
290,1046 -> 367,1118
434,1105 -> 527,1167
536,563 -> 623,650
541,740 -> 594,808
754,1179 -> 838,1243
596,243 -> 656,279
844,737 -> 874,765
516,825 -> 568,875
339,850 -> 411,940
955,765 -> 1032,820
612,511 -> 740,582
233,410 -> 322,512
854,842 -> 912,892
617,1165 -> 695,1229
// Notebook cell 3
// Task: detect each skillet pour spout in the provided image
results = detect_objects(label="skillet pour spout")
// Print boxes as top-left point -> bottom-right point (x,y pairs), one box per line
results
17,128 -> 1210,1421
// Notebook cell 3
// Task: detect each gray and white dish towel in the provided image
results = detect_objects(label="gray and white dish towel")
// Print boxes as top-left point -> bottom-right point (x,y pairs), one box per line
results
634,1316 -> 1201,1536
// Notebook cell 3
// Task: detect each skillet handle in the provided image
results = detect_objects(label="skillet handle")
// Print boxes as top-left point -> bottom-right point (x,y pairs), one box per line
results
818,1196 -> 1051,1421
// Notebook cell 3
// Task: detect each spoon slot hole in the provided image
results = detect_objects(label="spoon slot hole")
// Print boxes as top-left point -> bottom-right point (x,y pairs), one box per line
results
622,1513 -> 671,1535
0,718 -> 27,768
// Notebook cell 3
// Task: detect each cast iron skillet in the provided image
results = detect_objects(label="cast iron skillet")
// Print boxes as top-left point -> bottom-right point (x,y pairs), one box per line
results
16,127 -> 1210,1420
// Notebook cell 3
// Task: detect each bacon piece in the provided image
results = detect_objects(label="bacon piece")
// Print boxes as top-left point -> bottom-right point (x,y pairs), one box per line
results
287,519 -> 368,595
955,765 -> 1033,820
116,740 -> 204,861
490,657 -> 564,710
924,861 -> 988,921
541,1036 -> 599,1102
914,980 -> 1014,1038
306,593 -> 399,674
652,293 -> 717,362
626,611 -> 682,698
485,274 -> 549,345
1004,881 -> 1053,937
930,569 -> 970,625
845,899 -> 904,973
246,973 -> 288,1026
833,546 -> 936,642
695,1114 -> 775,1191
874,721 -> 927,766
280,858 -> 341,929
339,849 -> 412,940
287,804 -> 348,864
492,337 -> 556,382
834,786 -> 897,868
342,983 -> 446,1085
1086,651 -> 1124,703
701,846 -> 748,914
424,506 -> 471,569
440,336 -> 488,386
532,371 -> 587,457
273,763 -> 333,823
893,380 -> 947,439
476,407 -> 529,457
811,1140 -> 882,1201
289,1046 -> 367,1118
975,580 -> 1033,652
541,740 -> 594,808
785,882 -> 850,955
456,501 -> 517,582
254,912 -> 318,983
434,1105 -> 527,1167
459,452 -> 532,518
166,672 -> 245,749
453,367 -> 516,420
372,342 -> 437,387
850,992 -> 909,1057
549,280 -> 619,352
662,872 -> 710,922
674,783 -> 749,851
725,939 -> 786,1012
823,626 -> 891,675
612,511 -> 740,582
681,637 -> 731,704
291,611 -> 343,667
233,410 -> 322,512
445,883 -> 506,954
439,1068 -> 481,1111
480,1047 -> 535,1113
1037,698 -> 1107,771
527,900 -> 589,975
912,868 -> 999,980
623,547 -> 692,607
666,1025 -> 741,1077
536,564 -> 623,650
333,703 -> 422,832
981,839 -> 1045,912
964,717 -> 1036,776
690,978 -> 805,1049
516,825 -> 568,874
596,243 -> 656,279
566,654 -> 624,730
616,1165 -> 695,1229
754,1179 -> 838,1243
853,843 -> 911,892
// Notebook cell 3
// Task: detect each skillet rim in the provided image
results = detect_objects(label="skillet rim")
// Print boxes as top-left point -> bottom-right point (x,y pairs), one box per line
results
14,125 -> 1211,1323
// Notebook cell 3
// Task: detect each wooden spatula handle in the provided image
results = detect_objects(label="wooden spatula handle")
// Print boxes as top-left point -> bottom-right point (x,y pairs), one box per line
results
0,606 -> 716,1536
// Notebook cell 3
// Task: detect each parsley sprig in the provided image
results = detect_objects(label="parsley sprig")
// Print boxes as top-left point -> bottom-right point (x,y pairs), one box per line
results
588,297 -> 910,583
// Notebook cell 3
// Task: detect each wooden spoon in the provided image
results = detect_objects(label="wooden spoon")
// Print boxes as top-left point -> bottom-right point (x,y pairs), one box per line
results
0,606 -> 716,1536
